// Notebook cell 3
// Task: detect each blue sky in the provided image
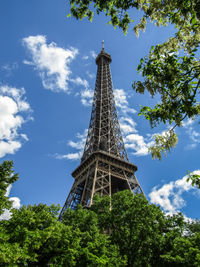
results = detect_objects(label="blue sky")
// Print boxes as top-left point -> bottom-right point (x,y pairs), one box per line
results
0,0 -> 199,220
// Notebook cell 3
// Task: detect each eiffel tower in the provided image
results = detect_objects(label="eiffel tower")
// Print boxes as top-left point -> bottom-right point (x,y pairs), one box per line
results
59,43 -> 143,218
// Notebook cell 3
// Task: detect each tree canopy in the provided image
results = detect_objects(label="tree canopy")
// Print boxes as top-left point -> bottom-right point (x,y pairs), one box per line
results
1,189 -> 200,266
0,162 -> 199,266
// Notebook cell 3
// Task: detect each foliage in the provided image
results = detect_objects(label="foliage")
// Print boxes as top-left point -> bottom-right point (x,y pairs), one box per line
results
135,51 -> 200,128
186,219 -> 200,235
0,204 -> 62,265
0,203 -> 125,266
0,162 -> 200,266
147,130 -> 178,160
69,0 -> 200,37
0,161 -> 18,216
0,190 -> 200,266
62,206 -> 125,266
91,191 -> 199,267
160,233 -> 200,266
134,45 -> 200,160
68,0 -> 200,159
97,191 -> 167,266
187,172 -> 200,189
93,191 -> 200,266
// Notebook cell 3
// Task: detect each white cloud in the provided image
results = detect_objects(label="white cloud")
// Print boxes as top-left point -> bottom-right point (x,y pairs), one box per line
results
86,71 -> 95,79
22,60 -> 33,66
9,197 -> 21,209
71,77 -> 89,88
55,129 -> 87,161
55,151 -> 82,160
185,127 -> 200,149
80,89 -> 93,106
124,133 -> 152,156
5,184 -> 12,197
21,133 -> 29,141
1,62 -> 18,76
119,117 -> 137,135
149,170 -> 200,214
23,35 -> 78,92
82,55 -> 89,60
68,139 -> 85,150
112,89 -> 154,156
0,141 -> 22,158
113,88 -> 155,156
72,76 -> 93,107
90,50 -> 97,59
82,51 -> 97,61
120,124 -> 136,135
182,118 -> 195,128
114,89 -> 137,114
0,185 -> 21,220
0,85 -> 32,158
185,143 -> 197,150
181,118 -> 200,150
150,182 -> 175,212
0,86 -> 31,112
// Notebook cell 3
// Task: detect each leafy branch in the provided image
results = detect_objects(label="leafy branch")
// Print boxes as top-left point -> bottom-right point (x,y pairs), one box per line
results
68,0 -> 200,159
187,172 -> 200,189
134,49 -> 200,159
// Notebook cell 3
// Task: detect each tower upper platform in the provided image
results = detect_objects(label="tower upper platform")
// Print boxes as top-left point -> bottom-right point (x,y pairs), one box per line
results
95,47 -> 112,65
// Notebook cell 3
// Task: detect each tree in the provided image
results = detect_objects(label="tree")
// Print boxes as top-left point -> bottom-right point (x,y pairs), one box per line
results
0,203 -> 125,266
105,191 -> 167,266
68,0 -> 200,160
0,162 -> 124,267
90,190 -> 200,267
62,205 -> 125,266
1,163 -> 199,265
0,161 -> 18,216
0,204 -> 62,265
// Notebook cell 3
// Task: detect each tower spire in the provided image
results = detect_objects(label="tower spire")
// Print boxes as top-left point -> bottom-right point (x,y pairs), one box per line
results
59,47 -> 143,218
102,40 -> 104,50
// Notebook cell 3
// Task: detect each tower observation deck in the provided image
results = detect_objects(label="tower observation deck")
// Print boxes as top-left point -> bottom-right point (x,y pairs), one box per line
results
59,45 -> 143,218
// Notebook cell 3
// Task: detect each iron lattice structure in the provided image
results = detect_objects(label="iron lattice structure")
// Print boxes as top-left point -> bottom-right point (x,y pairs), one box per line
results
59,46 -> 143,218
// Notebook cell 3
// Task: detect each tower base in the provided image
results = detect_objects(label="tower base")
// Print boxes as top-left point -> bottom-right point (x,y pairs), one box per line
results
59,151 -> 143,218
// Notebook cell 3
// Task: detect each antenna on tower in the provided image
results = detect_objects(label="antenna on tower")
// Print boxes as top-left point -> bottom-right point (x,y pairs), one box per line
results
102,40 -> 104,50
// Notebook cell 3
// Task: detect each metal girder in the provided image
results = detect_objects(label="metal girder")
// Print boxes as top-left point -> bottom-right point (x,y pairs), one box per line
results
59,151 -> 143,218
